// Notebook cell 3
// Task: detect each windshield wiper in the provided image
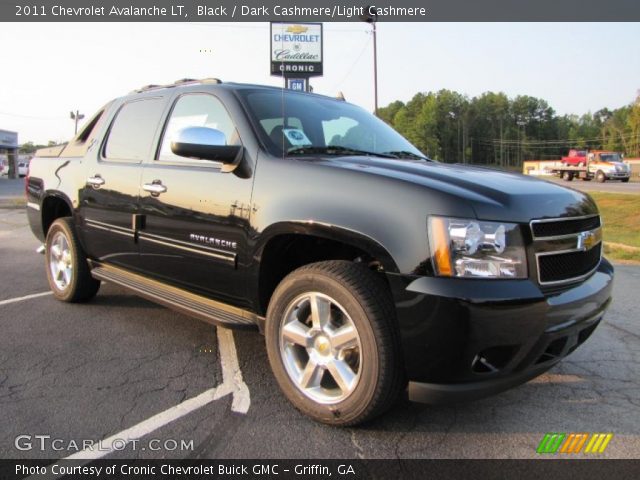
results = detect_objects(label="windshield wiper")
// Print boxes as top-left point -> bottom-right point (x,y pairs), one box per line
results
382,150 -> 432,161
286,145 -> 398,159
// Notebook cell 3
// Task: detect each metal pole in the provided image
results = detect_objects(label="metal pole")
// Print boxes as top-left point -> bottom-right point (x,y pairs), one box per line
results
372,21 -> 378,116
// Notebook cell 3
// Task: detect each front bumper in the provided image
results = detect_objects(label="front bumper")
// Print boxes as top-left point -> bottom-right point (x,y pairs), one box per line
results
604,171 -> 630,179
387,258 -> 614,404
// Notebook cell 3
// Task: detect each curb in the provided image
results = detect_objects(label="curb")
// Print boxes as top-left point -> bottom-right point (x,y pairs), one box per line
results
0,198 -> 26,209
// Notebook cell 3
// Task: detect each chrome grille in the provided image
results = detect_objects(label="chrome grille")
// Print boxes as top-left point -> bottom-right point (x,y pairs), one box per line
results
530,215 -> 602,286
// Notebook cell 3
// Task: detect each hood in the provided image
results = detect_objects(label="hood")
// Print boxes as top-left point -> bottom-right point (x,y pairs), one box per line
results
306,156 -> 598,223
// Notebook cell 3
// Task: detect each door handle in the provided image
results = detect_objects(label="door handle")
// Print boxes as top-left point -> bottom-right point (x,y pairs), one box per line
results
86,175 -> 105,188
142,181 -> 167,195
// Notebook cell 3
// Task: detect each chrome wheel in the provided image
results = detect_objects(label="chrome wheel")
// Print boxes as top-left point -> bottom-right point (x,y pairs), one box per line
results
49,231 -> 73,291
279,292 -> 362,404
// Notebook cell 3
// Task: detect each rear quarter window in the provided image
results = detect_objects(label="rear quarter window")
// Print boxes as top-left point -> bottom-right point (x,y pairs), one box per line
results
104,98 -> 166,162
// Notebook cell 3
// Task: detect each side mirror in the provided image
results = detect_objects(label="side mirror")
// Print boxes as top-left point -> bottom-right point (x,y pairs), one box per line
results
171,126 -> 242,172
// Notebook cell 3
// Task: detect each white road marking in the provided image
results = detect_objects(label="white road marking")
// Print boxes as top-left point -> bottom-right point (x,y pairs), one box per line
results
0,291 -> 52,306
213,327 -> 251,413
28,327 -> 250,477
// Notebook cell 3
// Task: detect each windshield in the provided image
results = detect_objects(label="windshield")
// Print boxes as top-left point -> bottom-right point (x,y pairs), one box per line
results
600,153 -> 623,162
238,89 -> 426,159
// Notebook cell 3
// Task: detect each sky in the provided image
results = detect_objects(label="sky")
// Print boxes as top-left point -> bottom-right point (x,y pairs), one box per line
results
0,22 -> 638,144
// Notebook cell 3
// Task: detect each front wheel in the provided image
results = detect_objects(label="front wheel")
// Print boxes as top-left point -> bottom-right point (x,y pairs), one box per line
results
45,217 -> 100,302
265,261 -> 404,426
596,171 -> 606,183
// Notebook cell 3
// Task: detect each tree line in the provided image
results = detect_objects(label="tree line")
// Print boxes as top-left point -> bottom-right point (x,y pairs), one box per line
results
377,90 -> 640,166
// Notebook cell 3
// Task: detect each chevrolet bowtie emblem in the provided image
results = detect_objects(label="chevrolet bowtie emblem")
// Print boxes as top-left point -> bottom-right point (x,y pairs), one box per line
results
286,25 -> 309,34
577,231 -> 598,251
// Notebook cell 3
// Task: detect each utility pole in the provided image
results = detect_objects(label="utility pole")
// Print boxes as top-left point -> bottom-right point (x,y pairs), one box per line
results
359,7 -> 379,116
517,120 -> 526,167
70,110 -> 85,135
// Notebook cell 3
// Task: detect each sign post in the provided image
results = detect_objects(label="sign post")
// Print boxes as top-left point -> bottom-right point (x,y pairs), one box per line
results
270,22 -> 323,92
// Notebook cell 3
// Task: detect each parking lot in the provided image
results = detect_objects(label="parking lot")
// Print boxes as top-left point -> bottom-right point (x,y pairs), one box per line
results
0,206 -> 639,460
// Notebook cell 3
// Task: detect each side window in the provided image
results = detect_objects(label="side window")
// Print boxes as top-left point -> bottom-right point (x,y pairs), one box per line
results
158,94 -> 240,163
104,98 -> 166,162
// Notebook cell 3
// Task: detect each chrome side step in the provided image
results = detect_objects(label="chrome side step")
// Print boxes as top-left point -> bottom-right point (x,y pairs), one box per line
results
90,263 -> 261,330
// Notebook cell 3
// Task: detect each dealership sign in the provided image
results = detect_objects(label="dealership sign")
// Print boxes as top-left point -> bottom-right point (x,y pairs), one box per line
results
270,23 -> 323,76
0,129 -> 18,148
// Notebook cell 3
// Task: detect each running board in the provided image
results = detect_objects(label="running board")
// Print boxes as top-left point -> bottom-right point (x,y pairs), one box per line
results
90,263 -> 261,330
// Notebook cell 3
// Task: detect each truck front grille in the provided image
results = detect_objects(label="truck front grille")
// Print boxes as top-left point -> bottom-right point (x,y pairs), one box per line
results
531,215 -> 600,238
538,243 -> 602,284
530,215 -> 602,286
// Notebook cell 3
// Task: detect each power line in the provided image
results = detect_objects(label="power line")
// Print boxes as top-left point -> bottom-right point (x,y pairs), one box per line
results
474,132 -> 640,146
0,111 -> 65,120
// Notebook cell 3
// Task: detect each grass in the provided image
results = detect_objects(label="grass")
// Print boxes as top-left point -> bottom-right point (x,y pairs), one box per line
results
589,192 -> 640,263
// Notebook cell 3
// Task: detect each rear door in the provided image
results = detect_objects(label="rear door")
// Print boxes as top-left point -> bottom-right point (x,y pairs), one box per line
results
136,92 -> 254,307
78,96 -> 168,271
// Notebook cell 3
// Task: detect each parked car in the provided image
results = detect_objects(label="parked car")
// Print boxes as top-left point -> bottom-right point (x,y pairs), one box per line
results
18,161 -> 29,177
25,79 -> 613,426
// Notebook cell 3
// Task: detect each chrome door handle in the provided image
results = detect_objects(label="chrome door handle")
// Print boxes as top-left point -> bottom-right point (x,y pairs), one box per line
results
142,182 -> 167,195
87,175 -> 105,188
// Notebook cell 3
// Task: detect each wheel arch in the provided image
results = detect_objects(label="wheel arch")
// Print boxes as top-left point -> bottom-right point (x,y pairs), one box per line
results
41,191 -> 74,236
253,221 -> 399,315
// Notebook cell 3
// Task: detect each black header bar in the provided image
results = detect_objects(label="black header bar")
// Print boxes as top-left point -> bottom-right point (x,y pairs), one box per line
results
2,0 -> 640,22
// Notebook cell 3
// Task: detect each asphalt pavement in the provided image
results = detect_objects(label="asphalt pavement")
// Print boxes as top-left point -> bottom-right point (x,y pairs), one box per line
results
0,208 -> 639,460
0,177 -> 26,208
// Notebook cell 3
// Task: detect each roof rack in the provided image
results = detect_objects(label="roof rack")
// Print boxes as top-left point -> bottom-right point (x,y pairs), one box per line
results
130,78 -> 222,94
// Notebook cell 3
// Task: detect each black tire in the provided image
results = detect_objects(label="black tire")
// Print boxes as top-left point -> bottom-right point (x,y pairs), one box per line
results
45,217 -> 100,302
562,171 -> 573,181
621,178 -> 630,183
596,171 -> 606,183
265,260 -> 404,426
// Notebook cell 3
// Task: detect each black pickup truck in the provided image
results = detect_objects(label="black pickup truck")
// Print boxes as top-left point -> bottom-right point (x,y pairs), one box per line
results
26,79 -> 613,426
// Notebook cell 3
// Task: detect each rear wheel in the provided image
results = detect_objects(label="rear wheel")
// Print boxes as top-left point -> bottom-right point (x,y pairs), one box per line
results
265,261 -> 404,426
45,217 -> 100,302
562,171 -> 574,181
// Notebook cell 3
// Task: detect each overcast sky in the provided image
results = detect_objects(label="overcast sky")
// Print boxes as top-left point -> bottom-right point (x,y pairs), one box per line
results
1,22 -> 638,144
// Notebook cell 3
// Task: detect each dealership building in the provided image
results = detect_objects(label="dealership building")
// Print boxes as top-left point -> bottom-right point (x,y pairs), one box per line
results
0,129 -> 19,174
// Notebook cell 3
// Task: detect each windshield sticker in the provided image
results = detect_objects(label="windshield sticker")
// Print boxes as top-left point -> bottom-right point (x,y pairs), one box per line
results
283,128 -> 312,146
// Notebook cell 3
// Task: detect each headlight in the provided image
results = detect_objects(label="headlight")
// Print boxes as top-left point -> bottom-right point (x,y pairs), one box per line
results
428,216 -> 527,279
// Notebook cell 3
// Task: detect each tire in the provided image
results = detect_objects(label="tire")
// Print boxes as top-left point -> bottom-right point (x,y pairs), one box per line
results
265,260 -> 404,426
596,171 -> 606,183
562,171 -> 573,181
621,178 -> 630,183
45,217 -> 100,302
